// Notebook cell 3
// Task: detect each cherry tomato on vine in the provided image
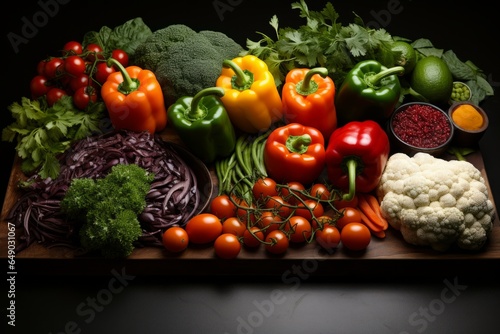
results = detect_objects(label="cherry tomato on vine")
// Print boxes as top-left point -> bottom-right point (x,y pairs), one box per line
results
294,199 -> 324,221
257,211 -> 282,235
340,222 -> 371,251
111,49 -> 129,67
214,233 -> 241,259
280,181 -> 306,205
84,43 -> 104,62
316,225 -> 341,251
184,213 -> 222,244
265,230 -> 289,254
73,86 -> 98,110
235,198 -> 256,224
46,87 -> 67,106
252,177 -> 278,201
30,75 -> 51,99
221,217 -> 246,237
94,62 -> 116,84
210,194 -> 236,220
36,60 -> 46,76
63,41 -> 83,55
162,226 -> 189,253
242,226 -> 264,248
64,55 -> 86,77
336,207 -> 362,230
284,216 -> 312,243
264,195 -> 291,219
69,73 -> 92,92
334,195 -> 359,209
309,183 -> 331,200
44,57 -> 64,79
312,215 -> 335,230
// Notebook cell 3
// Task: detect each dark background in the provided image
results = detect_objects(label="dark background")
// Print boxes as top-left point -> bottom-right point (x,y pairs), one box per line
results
2,1 -> 500,333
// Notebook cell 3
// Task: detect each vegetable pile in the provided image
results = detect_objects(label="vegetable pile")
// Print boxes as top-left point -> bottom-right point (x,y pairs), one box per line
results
6,130 -> 202,257
1,0 -> 497,259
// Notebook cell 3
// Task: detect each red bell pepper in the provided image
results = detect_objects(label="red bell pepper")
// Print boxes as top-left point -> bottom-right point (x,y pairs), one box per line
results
282,67 -> 337,140
325,120 -> 390,200
263,123 -> 326,186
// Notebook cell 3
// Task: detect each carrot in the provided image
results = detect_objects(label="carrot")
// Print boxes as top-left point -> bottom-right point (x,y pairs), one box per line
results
372,230 -> 386,239
357,193 -> 388,231
358,208 -> 384,235
361,193 -> 389,230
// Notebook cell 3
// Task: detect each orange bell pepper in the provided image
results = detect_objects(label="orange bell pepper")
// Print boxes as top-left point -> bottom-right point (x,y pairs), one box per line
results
101,58 -> 167,134
282,67 -> 337,141
216,55 -> 283,134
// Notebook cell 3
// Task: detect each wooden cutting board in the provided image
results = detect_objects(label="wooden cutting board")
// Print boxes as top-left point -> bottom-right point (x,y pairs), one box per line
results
1,134 -> 498,277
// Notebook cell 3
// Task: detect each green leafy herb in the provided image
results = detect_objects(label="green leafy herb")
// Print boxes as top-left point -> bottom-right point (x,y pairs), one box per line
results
82,17 -> 153,57
2,96 -> 106,179
242,0 -> 395,88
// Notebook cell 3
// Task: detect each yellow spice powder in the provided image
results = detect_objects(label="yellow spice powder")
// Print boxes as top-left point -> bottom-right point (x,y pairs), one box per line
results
452,104 -> 483,131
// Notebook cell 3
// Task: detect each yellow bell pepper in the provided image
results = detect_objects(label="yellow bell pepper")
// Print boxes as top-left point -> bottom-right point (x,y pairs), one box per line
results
216,55 -> 283,133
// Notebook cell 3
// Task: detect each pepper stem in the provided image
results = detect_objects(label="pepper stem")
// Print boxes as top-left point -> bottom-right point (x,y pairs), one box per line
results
107,58 -> 139,94
342,159 -> 358,201
365,66 -> 405,89
223,59 -> 254,91
186,87 -> 225,121
295,67 -> 329,95
285,134 -> 312,154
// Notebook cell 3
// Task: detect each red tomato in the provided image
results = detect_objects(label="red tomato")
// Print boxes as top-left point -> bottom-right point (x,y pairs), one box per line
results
63,41 -> 83,55
265,230 -> 289,254
214,233 -> 241,259
340,222 -> 371,251
94,62 -> 116,84
162,226 -> 189,253
184,213 -> 222,244
264,195 -> 291,219
111,49 -> 129,67
309,183 -> 331,200
336,207 -> 362,230
44,57 -> 64,79
316,225 -> 341,251
235,198 -> 256,223
222,217 -> 246,237
64,55 -> 86,77
334,195 -> 359,209
84,43 -> 104,62
73,86 -> 97,110
284,216 -> 312,243
312,215 -> 335,230
46,87 -> 67,106
69,73 -> 91,92
294,199 -> 324,221
210,194 -> 237,220
30,75 -> 51,99
257,211 -> 282,235
242,226 -> 264,248
252,177 -> 278,202
280,181 -> 306,204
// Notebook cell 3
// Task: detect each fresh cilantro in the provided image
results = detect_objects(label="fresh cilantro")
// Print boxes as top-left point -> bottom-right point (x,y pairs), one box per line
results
2,96 -> 106,179
243,0 -> 494,104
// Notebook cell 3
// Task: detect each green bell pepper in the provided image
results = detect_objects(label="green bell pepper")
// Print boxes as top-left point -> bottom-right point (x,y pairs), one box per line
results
335,60 -> 405,126
167,87 -> 236,163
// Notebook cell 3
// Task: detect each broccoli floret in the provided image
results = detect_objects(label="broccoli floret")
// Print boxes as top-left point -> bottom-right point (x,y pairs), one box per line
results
133,24 -> 199,71
60,164 -> 154,258
131,24 -> 243,106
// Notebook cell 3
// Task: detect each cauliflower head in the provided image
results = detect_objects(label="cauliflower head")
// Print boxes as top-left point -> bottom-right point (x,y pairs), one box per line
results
377,152 -> 495,251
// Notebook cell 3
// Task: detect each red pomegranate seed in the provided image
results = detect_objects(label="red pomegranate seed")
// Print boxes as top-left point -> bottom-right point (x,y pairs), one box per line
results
392,104 -> 451,148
